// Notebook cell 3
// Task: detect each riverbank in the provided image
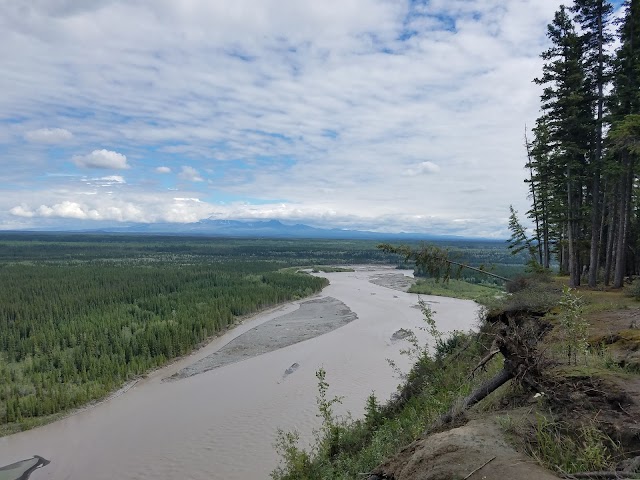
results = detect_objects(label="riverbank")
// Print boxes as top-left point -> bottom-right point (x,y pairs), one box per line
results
272,276 -> 640,480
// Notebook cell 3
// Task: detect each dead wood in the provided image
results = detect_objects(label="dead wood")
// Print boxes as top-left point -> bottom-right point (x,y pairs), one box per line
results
434,367 -> 513,428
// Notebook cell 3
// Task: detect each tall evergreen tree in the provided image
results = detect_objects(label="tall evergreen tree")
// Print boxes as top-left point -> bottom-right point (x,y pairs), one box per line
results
571,0 -> 614,287
527,117 -> 562,269
608,0 -> 640,287
534,5 -> 593,287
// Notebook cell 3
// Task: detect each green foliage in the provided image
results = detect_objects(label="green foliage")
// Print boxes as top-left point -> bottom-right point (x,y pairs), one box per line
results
627,279 -> 640,300
363,393 -> 383,429
271,430 -> 314,480
310,266 -> 355,273
527,414 -> 619,474
315,368 -> 344,458
379,243 -> 513,286
558,287 -> 588,365
507,206 -> 539,271
409,278 -> 503,305
609,113 -> 640,156
487,274 -> 562,314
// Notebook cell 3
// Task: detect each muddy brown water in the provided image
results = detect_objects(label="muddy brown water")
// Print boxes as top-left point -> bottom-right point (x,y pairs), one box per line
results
0,267 -> 478,480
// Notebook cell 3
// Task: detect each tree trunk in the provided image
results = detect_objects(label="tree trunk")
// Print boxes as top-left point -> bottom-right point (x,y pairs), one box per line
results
597,182 -> 609,283
614,158 -> 632,288
435,368 -> 512,427
543,197 -> 551,269
561,228 -> 570,276
568,166 -> 580,287
588,0 -> 607,288
604,183 -> 618,286
589,171 -> 602,287
525,128 -> 544,266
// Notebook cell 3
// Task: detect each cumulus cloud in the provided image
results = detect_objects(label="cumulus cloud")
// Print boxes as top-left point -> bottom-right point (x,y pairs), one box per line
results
155,166 -> 171,173
404,161 -> 441,176
10,201 -> 142,222
178,166 -> 203,182
37,201 -> 97,219
24,128 -> 73,143
9,205 -> 35,218
73,150 -> 130,169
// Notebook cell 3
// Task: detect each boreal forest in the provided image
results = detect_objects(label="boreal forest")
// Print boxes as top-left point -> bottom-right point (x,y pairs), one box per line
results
522,0 -> 640,288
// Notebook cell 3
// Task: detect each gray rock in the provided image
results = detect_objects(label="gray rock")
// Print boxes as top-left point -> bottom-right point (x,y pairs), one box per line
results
391,328 -> 413,341
284,363 -> 300,377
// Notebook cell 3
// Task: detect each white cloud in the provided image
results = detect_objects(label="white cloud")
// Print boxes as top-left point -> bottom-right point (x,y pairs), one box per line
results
36,201 -> 97,220
99,175 -> 126,184
24,128 -> 73,143
404,161 -> 441,176
9,205 -> 35,218
73,149 -> 130,169
173,197 -> 202,202
155,166 -> 171,173
178,166 -> 203,182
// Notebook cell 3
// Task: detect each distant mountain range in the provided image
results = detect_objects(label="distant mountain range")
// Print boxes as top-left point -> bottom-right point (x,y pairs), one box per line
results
65,218 -> 493,241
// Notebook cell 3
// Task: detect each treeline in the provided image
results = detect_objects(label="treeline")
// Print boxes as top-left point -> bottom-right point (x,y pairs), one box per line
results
0,234 -> 399,264
525,0 -> 640,287
0,261 -> 327,425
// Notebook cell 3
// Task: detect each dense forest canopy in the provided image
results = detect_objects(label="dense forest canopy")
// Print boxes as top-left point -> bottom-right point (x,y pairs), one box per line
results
525,0 -> 640,288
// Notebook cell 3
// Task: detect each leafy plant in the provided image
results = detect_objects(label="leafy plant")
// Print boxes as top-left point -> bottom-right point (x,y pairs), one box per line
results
528,414 -> 619,474
558,287 -> 588,365
315,368 -> 345,457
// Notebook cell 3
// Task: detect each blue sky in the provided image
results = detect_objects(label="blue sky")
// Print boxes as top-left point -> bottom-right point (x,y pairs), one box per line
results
0,0 -> 621,237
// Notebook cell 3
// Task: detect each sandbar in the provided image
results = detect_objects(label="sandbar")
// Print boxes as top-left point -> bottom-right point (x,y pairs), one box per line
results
171,296 -> 357,379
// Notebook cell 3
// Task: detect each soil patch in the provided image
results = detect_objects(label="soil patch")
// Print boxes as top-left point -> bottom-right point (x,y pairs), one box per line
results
373,418 -> 559,480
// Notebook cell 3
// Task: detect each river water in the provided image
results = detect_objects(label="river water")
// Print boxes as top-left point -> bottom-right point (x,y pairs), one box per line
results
0,267 -> 479,480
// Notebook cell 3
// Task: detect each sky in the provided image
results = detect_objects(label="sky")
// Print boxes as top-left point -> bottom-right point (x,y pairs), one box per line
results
0,0 -> 621,237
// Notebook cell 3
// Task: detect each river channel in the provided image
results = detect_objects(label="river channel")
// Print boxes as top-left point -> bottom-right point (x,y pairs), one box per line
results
0,267 -> 479,480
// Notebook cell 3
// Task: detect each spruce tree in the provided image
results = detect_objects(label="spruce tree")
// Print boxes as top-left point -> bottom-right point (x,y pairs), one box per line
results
609,0 -> 640,287
534,5 -> 593,287
571,0 -> 614,286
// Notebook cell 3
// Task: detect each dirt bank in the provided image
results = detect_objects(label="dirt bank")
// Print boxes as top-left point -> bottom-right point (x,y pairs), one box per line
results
375,418 -> 559,480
